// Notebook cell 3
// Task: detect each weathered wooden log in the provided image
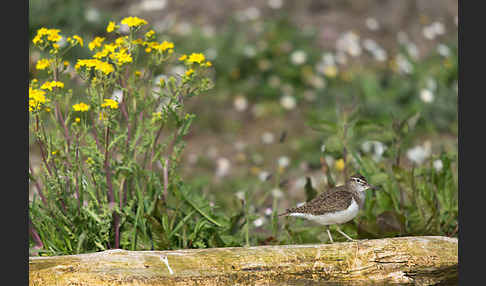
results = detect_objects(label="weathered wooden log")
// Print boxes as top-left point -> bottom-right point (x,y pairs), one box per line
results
29,236 -> 457,286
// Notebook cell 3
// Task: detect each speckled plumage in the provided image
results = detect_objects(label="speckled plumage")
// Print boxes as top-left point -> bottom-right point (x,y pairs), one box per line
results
280,187 -> 363,216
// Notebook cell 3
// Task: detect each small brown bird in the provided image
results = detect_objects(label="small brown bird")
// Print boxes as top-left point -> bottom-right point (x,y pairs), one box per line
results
279,174 -> 377,243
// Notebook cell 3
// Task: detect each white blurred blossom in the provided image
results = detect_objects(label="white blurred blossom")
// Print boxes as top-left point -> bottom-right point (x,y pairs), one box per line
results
268,0 -> 283,9
243,45 -> 257,58
237,7 -> 260,21
215,157 -> 231,177
278,156 -> 290,168
235,191 -> 245,201
437,44 -> 450,57
407,142 -> 431,165
396,54 -> 413,74
365,17 -> 380,31
140,0 -> 167,11
234,95 -> 248,112
422,21 -> 445,40
261,132 -> 275,144
84,8 -> 100,23
271,188 -> 283,198
253,217 -> 266,227
406,43 -> 419,60
264,208 -> 273,216
111,89 -> 123,103
280,95 -> 297,110
420,89 -> 434,103
336,31 -> 362,57
361,140 -> 386,162
259,171 -> 270,182
433,159 -> 444,172
290,50 -> 307,65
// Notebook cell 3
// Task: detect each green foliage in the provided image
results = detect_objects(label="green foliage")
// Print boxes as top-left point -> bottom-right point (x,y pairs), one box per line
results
29,11 -> 457,254
29,18 -> 215,255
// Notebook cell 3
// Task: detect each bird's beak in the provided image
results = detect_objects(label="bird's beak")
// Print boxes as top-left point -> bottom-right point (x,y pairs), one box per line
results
369,184 -> 379,190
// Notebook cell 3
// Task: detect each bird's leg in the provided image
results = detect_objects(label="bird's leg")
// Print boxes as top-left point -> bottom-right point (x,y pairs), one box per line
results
326,226 -> 334,243
335,225 -> 355,241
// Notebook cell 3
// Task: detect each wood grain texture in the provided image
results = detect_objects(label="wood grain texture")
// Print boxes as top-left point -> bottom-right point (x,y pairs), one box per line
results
29,236 -> 458,286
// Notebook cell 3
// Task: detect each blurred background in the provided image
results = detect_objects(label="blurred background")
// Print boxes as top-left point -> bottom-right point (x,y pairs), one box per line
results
29,0 -> 458,248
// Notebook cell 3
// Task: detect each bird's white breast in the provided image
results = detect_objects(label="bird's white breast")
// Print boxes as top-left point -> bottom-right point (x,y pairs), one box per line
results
289,199 -> 359,225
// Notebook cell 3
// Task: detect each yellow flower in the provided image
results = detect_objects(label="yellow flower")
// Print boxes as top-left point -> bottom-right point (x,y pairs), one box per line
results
51,151 -> 58,155
32,28 -> 62,46
135,71 -> 141,77
145,30 -> 155,39
75,117 -> 81,123
63,61 -> 70,67
88,36 -> 105,51
106,21 -> 117,33
152,112 -> 163,121
334,158 -> 345,171
178,54 -> 187,61
205,61 -> 212,67
188,53 -> 205,64
109,48 -> 132,65
36,59 -> 51,70
323,65 -> 338,78
185,69 -> 194,77
29,87 -> 48,112
158,41 -> 174,52
101,98 -> 119,109
40,81 -> 64,91
75,59 -> 114,75
85,157 -> 94,165
121,16 -> 148,28
68,35 -> 84,47
72,102 -> 90,112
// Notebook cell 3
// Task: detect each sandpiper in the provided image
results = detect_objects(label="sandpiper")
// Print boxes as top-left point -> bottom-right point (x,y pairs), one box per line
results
279,174 -> 377,243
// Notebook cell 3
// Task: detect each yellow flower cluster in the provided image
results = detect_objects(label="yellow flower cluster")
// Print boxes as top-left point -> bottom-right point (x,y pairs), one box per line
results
75,59 -> 115,75
145,30 -> 155,39
185,69 -> 194,77
88,37 -> 105,51
101,99 -> 119,109
67,35 -> 84,47
180,53 -> 212,67
152,111 -> 163,121
106,21 -> 117,33
40,81 -> 64,91
121,16 -> 148,28
188,53 -> 205,64
32,28 -> 62,45
36,59 -> 51,70
29,87 -> 48,112
144,40 -> 174,54
72,102 -> 90,112
91,37 -> 133,66
110,48 -> 133,65
334,158 -> 345,171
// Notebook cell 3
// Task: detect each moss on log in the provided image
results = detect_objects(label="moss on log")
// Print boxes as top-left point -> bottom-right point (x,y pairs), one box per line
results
29,236 -> 457,286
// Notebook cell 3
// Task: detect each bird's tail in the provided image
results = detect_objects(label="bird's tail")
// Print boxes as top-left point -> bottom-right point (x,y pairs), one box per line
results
278,211 -> 289,217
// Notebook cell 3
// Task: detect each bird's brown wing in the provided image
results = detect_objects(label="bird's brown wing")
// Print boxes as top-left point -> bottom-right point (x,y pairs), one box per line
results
282,190 -> 354,216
